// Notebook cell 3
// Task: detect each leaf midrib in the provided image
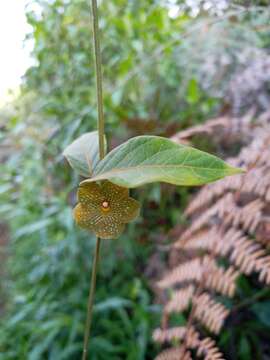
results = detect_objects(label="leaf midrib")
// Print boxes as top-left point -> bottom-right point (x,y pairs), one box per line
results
94,163 -> 229,177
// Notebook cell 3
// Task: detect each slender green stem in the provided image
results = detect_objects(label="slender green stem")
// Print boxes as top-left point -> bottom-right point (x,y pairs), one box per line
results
91,0 -> 105,160
82,1 -> 105,359
82,237 -> 101,360
231,287 -> 270,313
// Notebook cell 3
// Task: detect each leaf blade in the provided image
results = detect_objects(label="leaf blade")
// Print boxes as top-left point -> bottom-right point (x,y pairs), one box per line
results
63,131 -> 106,177
82,136 -> 243,188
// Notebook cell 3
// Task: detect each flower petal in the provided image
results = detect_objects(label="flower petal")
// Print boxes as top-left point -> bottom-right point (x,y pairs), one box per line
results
77,182 -> 102,208
74,203 -> 125,239
101,180 -> 129,202
73,203 -> 97,230
95,220 -> 125,239
112,197 -> 140,223
74,180 -> 139,239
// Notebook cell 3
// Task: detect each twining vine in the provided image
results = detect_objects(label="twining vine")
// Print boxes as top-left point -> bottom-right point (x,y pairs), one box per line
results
63,2 -> 243,359
82,1 -> 104,359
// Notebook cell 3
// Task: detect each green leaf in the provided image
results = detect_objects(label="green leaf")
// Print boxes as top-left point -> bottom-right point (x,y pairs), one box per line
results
94,297 -> 132,312
187,78 -> 200,104
238,335 -> 251,360
252,301 -> 270,327
82,136 -> 243,188
14,219 -> 52,239
63,131 -> 106,177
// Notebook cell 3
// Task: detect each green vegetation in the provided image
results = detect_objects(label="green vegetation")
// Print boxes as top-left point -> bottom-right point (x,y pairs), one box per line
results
0,1 -> 270,359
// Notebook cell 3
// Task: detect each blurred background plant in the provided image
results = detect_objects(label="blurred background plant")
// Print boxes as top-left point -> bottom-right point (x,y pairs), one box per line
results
0,0 -> 269,359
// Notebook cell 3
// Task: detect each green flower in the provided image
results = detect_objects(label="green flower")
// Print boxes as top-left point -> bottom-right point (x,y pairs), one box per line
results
73,181 -> 140,239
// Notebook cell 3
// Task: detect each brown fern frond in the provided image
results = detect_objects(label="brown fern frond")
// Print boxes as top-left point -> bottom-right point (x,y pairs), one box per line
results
164,285 -> 195,315
204,266 -> 240,298
175,229 -> 212,251
185,177 -> 241,216
171,116 -> 229,143
193,293 -> 229,334
256,221 -> 270,248
175,226 -> 270,285
181,194 -> 235,240
154,327 -> 225,360
157,258 -> 203,289
158,253 -> 239,298
153,326 -> 198,345
256,255 -> 270,283
154,112 -> 270,359
266,188 -> 270,202
153,327 -> 188,344
155,347 -> 192,360
196,337 -> 225,360
175,226 -> 237,259
223,199 -> 264,233
186,154 -> 270,217
230,235 -> 270,282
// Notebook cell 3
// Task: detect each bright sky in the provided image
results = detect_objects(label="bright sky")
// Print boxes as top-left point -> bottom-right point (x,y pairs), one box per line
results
0,0 -> 32,105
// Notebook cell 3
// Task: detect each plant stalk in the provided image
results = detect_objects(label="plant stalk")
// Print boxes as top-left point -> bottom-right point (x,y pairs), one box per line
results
82,237 -> 101,360
82,0 -> 105,359
91,0 -> 105,160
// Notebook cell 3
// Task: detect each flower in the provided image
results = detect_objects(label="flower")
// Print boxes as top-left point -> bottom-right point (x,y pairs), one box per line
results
73,180 -> 140,239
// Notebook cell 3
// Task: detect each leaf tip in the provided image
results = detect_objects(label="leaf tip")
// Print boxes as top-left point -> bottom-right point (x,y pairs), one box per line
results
227,165 -> 246,176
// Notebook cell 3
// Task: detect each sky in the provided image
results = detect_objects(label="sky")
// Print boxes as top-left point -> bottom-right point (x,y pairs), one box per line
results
0,0 -> 32,105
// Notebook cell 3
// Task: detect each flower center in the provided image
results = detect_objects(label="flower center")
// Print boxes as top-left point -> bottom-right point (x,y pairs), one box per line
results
101,200 -> 110,212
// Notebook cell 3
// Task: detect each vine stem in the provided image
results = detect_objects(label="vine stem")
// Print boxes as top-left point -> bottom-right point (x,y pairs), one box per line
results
82,238 -> 101,360
91,0 -> 105,160
82,1 -> 105,359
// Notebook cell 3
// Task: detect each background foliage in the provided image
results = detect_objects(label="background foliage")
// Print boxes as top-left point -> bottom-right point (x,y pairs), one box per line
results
0,0 -> 269,359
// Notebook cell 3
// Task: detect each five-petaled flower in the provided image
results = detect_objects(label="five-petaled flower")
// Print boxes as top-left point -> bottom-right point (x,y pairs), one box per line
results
73,180 -> 140,239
